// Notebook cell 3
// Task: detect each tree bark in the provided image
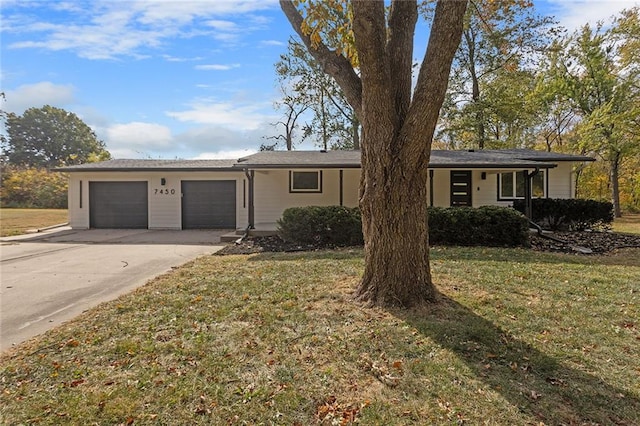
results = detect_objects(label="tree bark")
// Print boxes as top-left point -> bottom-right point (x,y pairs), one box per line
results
280,0 -> 363,120
610,151 -> 622,218
280,0 -> 467,308
354,0 -> 467,307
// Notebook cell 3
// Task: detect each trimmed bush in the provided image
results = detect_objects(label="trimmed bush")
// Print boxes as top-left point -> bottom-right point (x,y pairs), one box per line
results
277,205 -> 529,248
277,205 -> 363,247
428,206 -> 530,247
513,198 -> 613,231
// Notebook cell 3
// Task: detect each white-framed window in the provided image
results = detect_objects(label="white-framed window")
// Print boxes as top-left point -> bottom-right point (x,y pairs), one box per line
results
498,170 -> 546,200
289,170 -> 322,193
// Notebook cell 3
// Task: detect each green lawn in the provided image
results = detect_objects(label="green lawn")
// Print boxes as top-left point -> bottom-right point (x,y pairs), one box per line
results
1,246 -> 638,425
0,208 -> 68,237
613,213 -> 640,235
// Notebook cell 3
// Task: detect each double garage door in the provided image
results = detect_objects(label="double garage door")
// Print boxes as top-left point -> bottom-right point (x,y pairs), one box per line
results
88,181 -> 235,229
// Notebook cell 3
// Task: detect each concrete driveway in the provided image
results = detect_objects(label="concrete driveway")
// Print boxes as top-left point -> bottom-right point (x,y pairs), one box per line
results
0,228 -> 227,351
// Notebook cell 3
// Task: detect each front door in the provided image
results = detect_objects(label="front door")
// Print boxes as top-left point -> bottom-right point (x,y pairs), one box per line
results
450,171 -> 472,207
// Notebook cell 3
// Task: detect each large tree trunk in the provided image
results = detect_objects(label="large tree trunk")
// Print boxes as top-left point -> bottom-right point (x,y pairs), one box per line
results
356,130 -> 433,305
352,0 -> 466,307
281,0 -> 467,308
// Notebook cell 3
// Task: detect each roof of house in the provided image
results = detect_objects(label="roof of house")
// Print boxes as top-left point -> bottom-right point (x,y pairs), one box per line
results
236,150 -> 361,168
481,149 -> 595,163
56,158 -> 237,172
55,149 -> 594,172
428,150 -> 559,169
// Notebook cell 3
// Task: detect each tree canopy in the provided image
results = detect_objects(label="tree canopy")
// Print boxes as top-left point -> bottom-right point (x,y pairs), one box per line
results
2,105 -> 110,169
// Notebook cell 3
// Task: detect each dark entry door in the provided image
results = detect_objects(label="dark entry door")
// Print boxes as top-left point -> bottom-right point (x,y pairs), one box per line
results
181,180 -> 236,229
450,171 -> 472,207
89,181 -> 148,228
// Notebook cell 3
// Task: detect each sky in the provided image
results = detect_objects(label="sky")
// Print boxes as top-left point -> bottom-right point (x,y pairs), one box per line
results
1,0 -> 639,160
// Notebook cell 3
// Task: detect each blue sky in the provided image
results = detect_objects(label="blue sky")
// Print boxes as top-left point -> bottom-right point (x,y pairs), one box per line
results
1,0 -> 638,160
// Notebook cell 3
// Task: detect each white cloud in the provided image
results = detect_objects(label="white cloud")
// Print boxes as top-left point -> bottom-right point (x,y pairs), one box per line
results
195,63 -> 241,71
193,148 -> 257,160
3,82 -> 76,113
261,39 -> 285,47
205,19 -> 238,31
166,100 -> 276,131
105,122 -> 173,149
546,0 -> 640,31
3,0 -> 279,60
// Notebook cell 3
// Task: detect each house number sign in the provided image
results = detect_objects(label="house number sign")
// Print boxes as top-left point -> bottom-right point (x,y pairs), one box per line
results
154,188 -> 175,195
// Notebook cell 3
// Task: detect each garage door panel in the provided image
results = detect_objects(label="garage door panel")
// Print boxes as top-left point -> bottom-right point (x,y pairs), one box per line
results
182,181 -> 236,229
90,182 -> 148,228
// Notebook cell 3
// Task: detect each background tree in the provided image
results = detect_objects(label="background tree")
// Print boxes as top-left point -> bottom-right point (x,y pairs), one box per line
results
1,105 -> 110,169
0,167 -> 68,208
436,0 -> 555,149
275,38 -> 359,150
267,81 -> 309,151
281,0 -> 467,307
550,21 -> 640,217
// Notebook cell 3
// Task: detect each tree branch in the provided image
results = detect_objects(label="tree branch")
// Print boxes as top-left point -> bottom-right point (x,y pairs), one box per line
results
387,0 -> 418,124
403,0 -> 468,168
280,0 -> 363,120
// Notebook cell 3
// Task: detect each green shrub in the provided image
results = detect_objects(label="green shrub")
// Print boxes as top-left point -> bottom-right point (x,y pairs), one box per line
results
512,198 -> 613,231
277,206 -> 363,247
277,205 -> 529,248
428,206 -> 530,247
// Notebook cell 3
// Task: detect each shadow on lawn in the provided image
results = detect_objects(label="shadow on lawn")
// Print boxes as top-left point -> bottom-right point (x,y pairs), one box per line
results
395,293 -> 640,425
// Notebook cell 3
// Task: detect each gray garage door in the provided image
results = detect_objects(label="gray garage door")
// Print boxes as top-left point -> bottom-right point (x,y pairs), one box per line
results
182,180 -> 236,229
89,182 -> 148,229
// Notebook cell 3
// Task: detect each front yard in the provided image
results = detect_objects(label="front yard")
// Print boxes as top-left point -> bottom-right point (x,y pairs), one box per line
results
0,209 -> 68,237
1,246 -> 638,425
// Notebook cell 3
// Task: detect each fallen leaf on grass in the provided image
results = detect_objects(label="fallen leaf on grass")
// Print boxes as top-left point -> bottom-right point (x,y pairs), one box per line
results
65,339 -> 79,348
359,353 -> 402,387
315,396 -> 365,425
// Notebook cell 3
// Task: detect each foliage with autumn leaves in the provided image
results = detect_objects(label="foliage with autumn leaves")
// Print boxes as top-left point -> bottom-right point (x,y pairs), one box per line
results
0,166 -> 68,209
1,105 -> 111,208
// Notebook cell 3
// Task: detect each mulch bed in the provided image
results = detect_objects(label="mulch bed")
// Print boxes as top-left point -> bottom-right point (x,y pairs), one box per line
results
216,231 -> 640,256
529,230 -> 640,254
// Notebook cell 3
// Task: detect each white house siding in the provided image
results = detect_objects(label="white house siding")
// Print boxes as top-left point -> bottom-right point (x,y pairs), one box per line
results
67,171 -> 247,229
472,170 -> 507,207
342,169 -> 361,207
426,165 -> 578,209
428,170 -> 451,207
547,162 -> 573,199
253,169 -> 358,224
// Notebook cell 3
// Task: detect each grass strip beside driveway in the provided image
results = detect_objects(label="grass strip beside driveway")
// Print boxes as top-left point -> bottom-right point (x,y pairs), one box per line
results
1,247 -> 639,425
0,209 -> 68,237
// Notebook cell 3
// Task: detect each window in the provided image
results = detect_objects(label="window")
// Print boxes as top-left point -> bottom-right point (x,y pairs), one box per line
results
498,170 -> 545,199
290,170 -> 322,193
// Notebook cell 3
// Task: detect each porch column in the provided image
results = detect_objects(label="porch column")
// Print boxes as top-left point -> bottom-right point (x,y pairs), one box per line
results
339,169 -> 344,206
524,168 -> 540,220
429,169 -> 434,207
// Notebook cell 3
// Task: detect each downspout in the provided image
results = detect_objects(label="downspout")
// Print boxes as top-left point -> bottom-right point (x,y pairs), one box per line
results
236,168 -> 255,245
524,167 -> 555,239
244,168 -> 255,229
